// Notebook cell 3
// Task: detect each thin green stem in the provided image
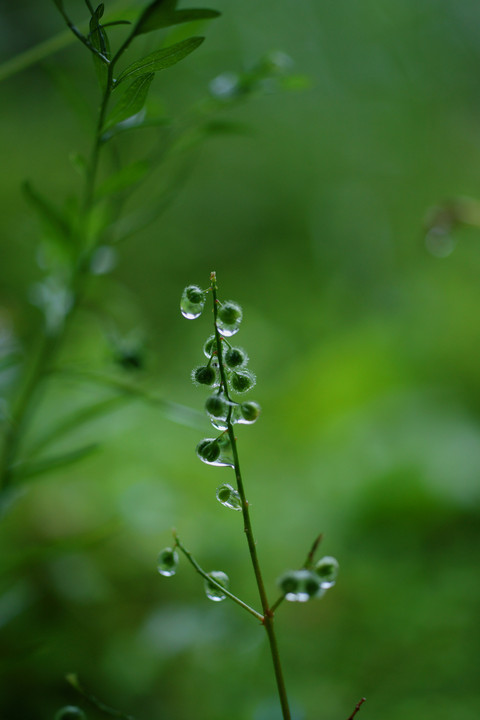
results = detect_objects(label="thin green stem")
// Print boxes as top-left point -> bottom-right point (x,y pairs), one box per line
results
209,271 -> 292,720
174,533 -> 264,622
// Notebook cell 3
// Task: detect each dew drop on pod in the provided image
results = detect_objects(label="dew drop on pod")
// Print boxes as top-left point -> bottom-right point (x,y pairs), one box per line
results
54,708 -> 86,720
224,346 -> 248,368
277,569 -> 324,602
216,482 -> 242,510
217,300 -> 242,336
203,334 -> 218,358
205,570 -> 230,601
314,556 -> 339,589
205,393 -> 231,431
157,547 -> 179,577
230,369 -> 256,393
236,401 -> 261,425
181,284 -> 206,319
192,364 -> 217,386
196,438 -> 221,465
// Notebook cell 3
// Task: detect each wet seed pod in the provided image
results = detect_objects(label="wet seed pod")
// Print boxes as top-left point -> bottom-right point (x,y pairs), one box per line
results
230,369 -> 256,393
54,708 -> 86,720
314,556 -> 339,589
157,547 -> 179,577
224,346 -> 248,368
277,569 -> 324,602
217,300 -> 242,336
216,482 -> 242,510
196,438 -> 221,464
180,285 -> 206,320
192,365 -> 216,386
205,570 -> 229,601
205,394 -> 229,418
237,401 -> 261,424
203,334 -> 217,358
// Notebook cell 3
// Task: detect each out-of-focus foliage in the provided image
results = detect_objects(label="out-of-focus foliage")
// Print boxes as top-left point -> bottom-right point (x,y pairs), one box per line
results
1,1 -> 480,719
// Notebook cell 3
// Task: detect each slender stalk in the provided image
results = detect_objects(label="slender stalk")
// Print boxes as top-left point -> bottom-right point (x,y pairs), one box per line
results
210,271 -> 292,720
174,533 -> 264,622
0,17 -> 122,495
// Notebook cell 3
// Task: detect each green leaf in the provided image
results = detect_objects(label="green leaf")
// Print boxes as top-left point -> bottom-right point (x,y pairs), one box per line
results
52,0 -> 65,9
96,161 -> 149,199
23,181 -> 70,247
89,3 -> 110,88
104,72 -> 154,130
136,6 -> 220,35
133,0 -> 177,36
16,444 -> 99,481
115,36 -> 204,86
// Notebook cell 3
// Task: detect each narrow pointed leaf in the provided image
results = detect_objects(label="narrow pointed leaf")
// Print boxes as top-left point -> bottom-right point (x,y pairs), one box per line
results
23,181 -> 70,246
104,72 -> 154,130
136,7 -> 220,35
115,37 -> 204,86
133,0 -> 178,36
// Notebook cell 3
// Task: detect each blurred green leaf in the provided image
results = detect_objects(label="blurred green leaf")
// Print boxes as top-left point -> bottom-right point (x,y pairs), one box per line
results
15,444 -> 99,481
115,37 -> 204,86
89,2 -> 110,88
96,161 -> 149,198
22,181 -> 71,247
103,72 -> 154,130
135,5 -> 220,35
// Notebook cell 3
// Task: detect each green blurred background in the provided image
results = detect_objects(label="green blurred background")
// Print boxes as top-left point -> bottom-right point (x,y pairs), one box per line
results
1,1 -> 480,719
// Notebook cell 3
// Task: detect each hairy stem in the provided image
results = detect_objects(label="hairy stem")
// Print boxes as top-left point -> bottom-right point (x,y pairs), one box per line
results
210,271 -> 292,720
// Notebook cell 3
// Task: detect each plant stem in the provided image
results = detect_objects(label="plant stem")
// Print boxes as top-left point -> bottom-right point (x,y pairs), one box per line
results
0,29 -> 119,496
210,271 -> 292,720
174,533 -> 264,622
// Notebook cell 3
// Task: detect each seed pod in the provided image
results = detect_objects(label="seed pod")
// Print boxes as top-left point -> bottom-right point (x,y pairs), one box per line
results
203,334 -> 217,358
217,300 -> 242,336
237,401 -> 261,424
216,483 -> 242,510
314,556 -> 339,589
204,570 -> 229,601
230,369 -> 256,393
192,365 -> 216,386
157,547 -> 179,577
205,394 -> 229,418
224,346 -> 248,368
196,438 -> 221,464
277,569 -> 324,602
181,285 -> 206,319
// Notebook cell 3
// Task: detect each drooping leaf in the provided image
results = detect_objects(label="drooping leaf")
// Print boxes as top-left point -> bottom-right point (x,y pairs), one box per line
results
115,36 -> 204,86
103,72 -> 154,130
23,181 -> 71,247
136,6 -> 220,35
96,161 -> 149,198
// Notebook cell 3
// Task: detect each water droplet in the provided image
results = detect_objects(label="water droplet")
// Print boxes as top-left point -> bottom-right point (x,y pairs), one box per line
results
209,72 -> 240,100
425,228 -> 455,258
181,285 -> 206,319
157,547 -> 179,577
192,365 -> 217,386
196,436 -> 234,467
224,346 -> 248,368
314,556 -> 339,589
235,401 -> 261,425
203,334 -> 218,358
205,570 -> 229,601
54,707 -> 86,720
216,483 -> 242,510
277,569 -> 323,602
217,301 -> 242,336
230,369 -> 256,394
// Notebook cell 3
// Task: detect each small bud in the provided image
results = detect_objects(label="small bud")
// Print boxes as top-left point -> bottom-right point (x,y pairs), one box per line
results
205,570 -> 229,601
237,401 -> 261,424
224,346 -> 248,368
216,483 -> 242,510
54,708 -> 86,720
314,556 -> 339,589
196,438 -> 221,464
157,547 -> 179,577
192,365 -> 216,386
217,300 -> 242,336
230,369 -> 256,393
